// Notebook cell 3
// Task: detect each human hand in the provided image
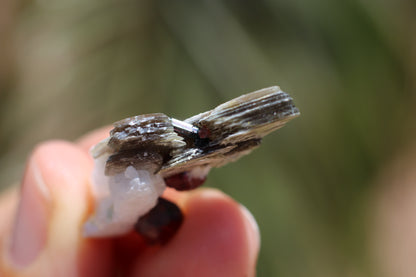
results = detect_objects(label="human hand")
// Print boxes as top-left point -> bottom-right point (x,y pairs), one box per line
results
0,127 -> 260,277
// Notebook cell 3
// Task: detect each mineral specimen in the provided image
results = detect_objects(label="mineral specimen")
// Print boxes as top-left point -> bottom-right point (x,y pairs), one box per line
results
84,86 -> 300,243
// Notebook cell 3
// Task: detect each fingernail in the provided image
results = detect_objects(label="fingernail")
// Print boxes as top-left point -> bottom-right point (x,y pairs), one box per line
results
239,204 -> 261,255
9,158 -> 49,267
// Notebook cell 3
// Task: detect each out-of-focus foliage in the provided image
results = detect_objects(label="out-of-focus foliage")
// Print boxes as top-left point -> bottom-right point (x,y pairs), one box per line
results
1,0 -> 415,276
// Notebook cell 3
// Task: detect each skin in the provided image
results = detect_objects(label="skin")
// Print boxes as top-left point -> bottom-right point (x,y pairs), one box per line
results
0,127 -> 260,277
369,143 -> 416,277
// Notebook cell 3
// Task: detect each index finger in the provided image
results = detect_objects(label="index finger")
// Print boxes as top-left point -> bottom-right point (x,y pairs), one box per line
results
76,126 -> 112,153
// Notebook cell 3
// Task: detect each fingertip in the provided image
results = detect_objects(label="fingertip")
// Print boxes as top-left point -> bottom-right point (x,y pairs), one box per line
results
34,140 -> 114,274
0,188 -> 18,244
132,188 -> 259,277
76,126 -> 112,153
1,140 -> 113,275
34,140 -> 92,187
29,141 -> 94,215
162,187 -> 191,207
181,189 -> 259,276
239,203 -> 261,260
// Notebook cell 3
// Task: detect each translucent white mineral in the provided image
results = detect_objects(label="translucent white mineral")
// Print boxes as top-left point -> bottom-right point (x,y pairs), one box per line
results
84,152 -> 166,237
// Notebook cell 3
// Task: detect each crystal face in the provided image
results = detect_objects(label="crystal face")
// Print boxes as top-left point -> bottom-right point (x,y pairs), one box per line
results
84,86 -> 300,243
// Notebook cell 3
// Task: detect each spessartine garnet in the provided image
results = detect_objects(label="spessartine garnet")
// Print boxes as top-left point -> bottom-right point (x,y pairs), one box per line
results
134,198 -> 183,245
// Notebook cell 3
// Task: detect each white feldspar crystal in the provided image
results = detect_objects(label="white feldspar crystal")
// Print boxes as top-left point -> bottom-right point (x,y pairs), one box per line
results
84,153 -> 166,237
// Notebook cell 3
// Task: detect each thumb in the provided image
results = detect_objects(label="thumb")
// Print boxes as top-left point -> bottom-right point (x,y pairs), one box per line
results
0,141 -> 112,277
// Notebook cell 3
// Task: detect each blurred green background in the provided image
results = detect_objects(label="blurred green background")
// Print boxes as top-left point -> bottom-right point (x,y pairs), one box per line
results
1,0 -> 415,276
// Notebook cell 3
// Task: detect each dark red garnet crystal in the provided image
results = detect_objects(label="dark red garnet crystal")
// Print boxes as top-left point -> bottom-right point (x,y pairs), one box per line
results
164,172 -> 207,191
198,125 -> 211,139
134,197 -> 183,245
